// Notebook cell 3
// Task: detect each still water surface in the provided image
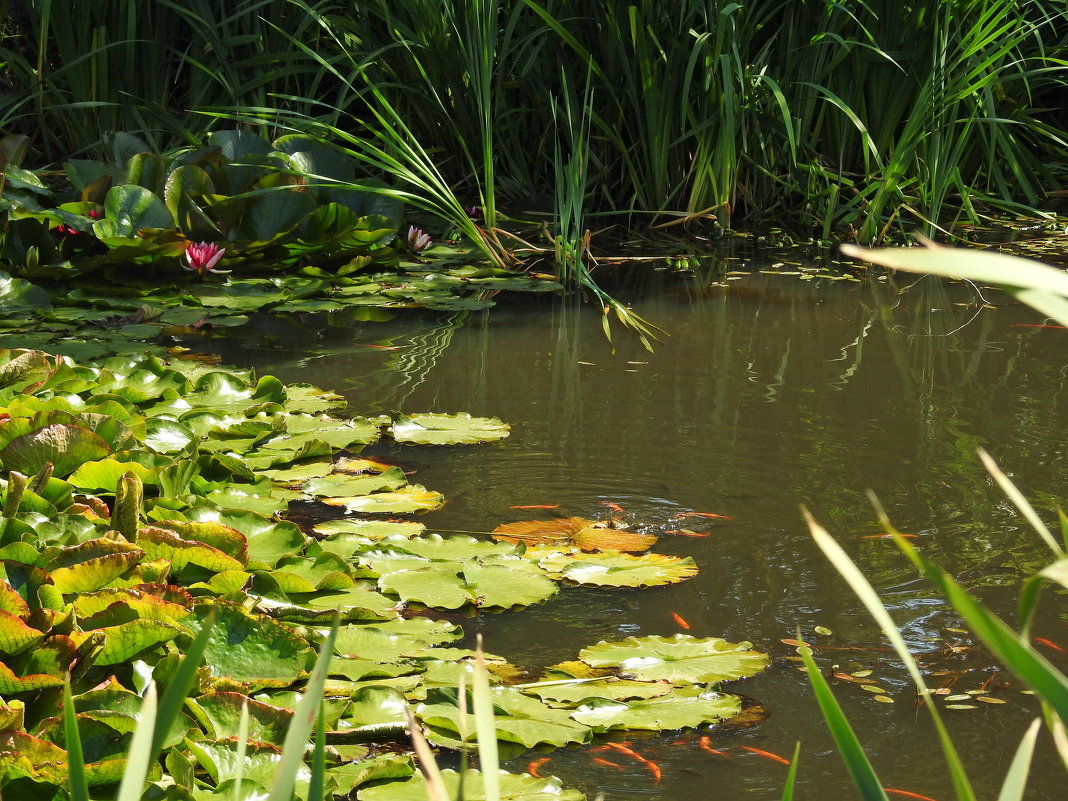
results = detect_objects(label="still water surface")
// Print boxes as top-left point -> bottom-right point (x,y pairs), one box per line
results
208,266 -> 1067,799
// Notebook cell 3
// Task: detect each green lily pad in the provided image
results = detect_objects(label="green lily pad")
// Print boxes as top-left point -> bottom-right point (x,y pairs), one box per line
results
358,769 -> 585,801
389,413 -> 509,445
417,687 -> 591,749
303,467 -> 408,499
136,527 -> 245,575
185,601 -> 312,690
344,686 -> 411,733
0,611 -> 46,656
314,518 -> 426,541
569,686 -> 742,729
0,423 -> 111,477
578,635 -> 769,684
187,692 -> 294,745
187,509 -> 304,568
77,618 -> 183,665
522,678 -> 674,704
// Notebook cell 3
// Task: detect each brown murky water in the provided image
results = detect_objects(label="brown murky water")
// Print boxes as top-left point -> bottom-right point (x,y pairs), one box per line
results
208,265 -> 1068,799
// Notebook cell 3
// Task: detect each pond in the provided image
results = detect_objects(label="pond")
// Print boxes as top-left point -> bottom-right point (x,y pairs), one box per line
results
200,261 -> 1067,799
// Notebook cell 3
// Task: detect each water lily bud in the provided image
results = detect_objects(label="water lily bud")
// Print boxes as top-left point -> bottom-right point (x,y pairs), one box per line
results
114,470 -> 144,539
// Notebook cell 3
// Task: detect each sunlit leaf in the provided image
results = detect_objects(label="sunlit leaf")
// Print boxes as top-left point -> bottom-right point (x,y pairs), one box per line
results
326,485 -> 444,514
418,687 -> 592,749
357,769 -> 585,801
389,413 -> 510,445
493,517 -> 656,552
537,550 -> 698,587
569,685 -> 742,729
579,634 -> 770,684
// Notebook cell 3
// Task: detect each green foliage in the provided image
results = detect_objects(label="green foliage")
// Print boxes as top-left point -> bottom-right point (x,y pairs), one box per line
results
4,1 -> 1063,249
0,346 -> 761,800
1,130 -> 402,281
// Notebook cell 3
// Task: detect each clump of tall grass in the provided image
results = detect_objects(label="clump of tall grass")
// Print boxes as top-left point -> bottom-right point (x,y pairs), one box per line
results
4,0 -> 1065,242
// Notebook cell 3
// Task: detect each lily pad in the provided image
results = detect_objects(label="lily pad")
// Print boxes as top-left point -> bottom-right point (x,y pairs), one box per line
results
185,602 -> 312,690
522,678 -> 674,704
569,686 -> 742,730
492,517 -> 656,552
389,413 -> 510,445
578,635 -> 769,684
358,769 -> 585,801
325,485 -> 443,515
417,687 -> 592,749
537,550 -> 698,587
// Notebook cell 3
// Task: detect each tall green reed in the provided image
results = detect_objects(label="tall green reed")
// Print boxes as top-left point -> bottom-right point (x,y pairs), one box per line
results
4,1 -> 1066,240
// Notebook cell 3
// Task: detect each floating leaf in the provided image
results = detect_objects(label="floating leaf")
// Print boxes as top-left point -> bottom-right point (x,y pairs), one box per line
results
523,678 -> 673,704
0,423 -> 110,477
135,527 -> 245,574
389,413 -> 510,445
75,618 -> 182,665
537,550 -> 698,587
358,769 -> 585,801
46,539 -> 145,594
0,611 -> 46,656
418,687 -> 592,749
570,686 -> 742,730
187,692 -> 294,745
303,467 -> 408,499
326,485 -> 444,514
185,602 -> 312,690
493,517 -> 655,552
579,635 -> 770,684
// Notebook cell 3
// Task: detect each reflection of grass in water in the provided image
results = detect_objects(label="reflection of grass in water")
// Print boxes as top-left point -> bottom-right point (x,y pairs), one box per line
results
386,312 -> 470,409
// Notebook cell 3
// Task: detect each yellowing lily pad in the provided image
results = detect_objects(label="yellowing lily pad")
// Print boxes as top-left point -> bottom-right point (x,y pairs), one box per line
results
389,413 -> 510,445
324,485 -> 444,514
492,517 -> 656,552
537,550 -> 698,587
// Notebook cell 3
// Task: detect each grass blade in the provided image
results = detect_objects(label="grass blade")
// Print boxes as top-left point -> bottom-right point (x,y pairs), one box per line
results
473,634 -> 499,801
116,682 -> 158,801
798,640 -> 887,800
804,507 -> 977,801
996,718 -> 1041,801
309,701 -> 327,801
232,697 -> 249,801
405,706 -> 447,801
267,611 -> 340,801
62,673 -> 89,801
898,540 -> 1068,722
780,741 -> 802,801
152,607 -> 215,756
977,448 -> 1061,557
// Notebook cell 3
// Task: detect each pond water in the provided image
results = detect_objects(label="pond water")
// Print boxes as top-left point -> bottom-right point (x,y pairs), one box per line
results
203,262 -> 1067,800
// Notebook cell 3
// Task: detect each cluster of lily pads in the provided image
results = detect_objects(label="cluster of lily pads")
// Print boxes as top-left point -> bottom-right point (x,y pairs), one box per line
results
0,130 -> 564,363
0,348 -> 769,800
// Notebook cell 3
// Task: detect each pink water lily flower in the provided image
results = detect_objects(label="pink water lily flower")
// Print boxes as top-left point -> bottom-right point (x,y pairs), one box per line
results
406,225 -> 431,253
183,241 -> 228,275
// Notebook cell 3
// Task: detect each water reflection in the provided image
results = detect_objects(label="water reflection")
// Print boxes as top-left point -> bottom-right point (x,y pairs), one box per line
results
202,266 -> 1066,800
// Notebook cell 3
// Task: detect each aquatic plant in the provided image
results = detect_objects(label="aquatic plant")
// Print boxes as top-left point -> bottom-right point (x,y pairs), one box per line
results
406,226 -> 431,253
0,347 -> 769,799
182,241 -> 227,276
5,2 -> 1063,243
